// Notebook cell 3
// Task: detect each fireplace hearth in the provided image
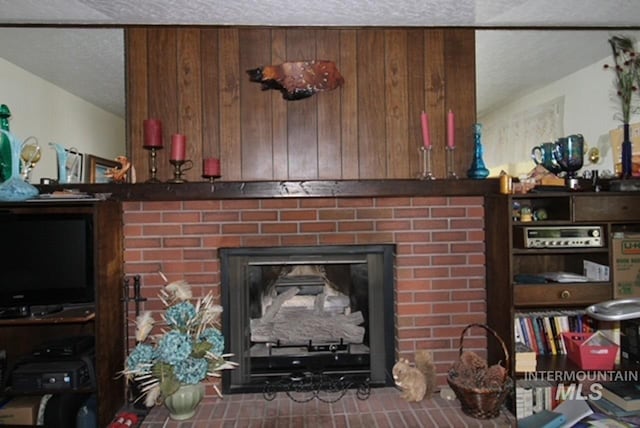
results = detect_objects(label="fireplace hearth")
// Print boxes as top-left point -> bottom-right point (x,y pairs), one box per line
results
220,244 -> 395,394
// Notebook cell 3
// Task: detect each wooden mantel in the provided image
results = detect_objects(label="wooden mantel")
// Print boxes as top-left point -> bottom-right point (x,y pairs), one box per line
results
39,179 -> 498,201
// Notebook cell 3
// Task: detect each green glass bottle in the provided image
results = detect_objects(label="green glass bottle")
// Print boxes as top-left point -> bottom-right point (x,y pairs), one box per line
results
0,104 -> 12,182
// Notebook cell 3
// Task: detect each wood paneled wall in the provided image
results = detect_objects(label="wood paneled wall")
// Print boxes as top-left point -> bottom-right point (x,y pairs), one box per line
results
126,27 -> 476,182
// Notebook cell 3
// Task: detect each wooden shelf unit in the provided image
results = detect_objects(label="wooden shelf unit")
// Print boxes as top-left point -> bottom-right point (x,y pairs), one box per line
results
0,200 -> 124,428
486,192 -> 640,382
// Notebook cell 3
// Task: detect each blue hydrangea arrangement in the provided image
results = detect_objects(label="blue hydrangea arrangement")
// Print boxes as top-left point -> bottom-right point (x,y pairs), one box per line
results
122,280 -> 237,406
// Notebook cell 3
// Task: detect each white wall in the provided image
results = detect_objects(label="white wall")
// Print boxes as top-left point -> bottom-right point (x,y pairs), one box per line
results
480,55 -> 626,178
0,58 -> 125,184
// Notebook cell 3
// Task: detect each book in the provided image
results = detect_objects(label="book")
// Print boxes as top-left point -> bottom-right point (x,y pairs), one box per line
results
535,316 -> 550,355
589,396 -> 640,418
517,409 -> 566,428
515,341 -> 537,372
516,382 -> 534,418
531,315 -> 547,355
525,316 -> 540,354
552,398 -> 593,427
543,316 -> 558,355
515,318 -> 524,344
601,382 -> 640,412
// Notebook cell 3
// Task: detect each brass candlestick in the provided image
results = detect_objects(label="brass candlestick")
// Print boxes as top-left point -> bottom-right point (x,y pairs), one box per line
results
417,146 -> 435,180
202,172 -> 220,193
168,159 -> 193,183
144,146 -> 162,183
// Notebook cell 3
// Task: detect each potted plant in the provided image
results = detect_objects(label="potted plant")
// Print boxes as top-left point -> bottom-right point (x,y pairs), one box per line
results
122,279 -> 237,420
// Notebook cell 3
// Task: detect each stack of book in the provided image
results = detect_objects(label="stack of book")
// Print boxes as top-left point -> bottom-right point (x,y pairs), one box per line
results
516,379 -> 557,418
515,341 -> 537,372
590,381 -> 640,417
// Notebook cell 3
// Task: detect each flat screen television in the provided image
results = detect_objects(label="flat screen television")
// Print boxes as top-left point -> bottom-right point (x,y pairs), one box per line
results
0,211 -> 95,317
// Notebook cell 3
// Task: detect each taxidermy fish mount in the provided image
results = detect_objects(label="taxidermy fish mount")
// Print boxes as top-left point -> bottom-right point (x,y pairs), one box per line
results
247,60 -> 344,101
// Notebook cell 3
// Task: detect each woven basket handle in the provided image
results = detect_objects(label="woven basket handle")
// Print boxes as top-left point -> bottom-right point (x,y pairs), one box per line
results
457,323 -> 510,376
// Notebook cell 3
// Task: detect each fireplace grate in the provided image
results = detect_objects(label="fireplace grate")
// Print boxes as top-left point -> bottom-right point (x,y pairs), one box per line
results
266,339 -> 350,354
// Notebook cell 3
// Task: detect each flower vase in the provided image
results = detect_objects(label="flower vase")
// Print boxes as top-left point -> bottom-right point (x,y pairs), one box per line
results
164,383 -> 205,421
622,123 -> 633,178
467,123 -> 490,179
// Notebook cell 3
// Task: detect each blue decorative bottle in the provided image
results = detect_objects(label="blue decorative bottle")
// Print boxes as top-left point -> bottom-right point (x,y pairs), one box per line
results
467,123 -> 490,179
0,104 -> 12,182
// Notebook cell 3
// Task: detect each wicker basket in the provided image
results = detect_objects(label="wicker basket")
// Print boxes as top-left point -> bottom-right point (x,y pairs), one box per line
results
447,323 -> 513,419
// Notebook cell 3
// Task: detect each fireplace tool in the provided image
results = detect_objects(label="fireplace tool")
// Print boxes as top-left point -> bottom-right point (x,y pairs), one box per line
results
122,275 -> 148,407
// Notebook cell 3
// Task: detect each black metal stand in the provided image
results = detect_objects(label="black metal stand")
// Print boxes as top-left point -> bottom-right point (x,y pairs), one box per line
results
263,372 -> 370,403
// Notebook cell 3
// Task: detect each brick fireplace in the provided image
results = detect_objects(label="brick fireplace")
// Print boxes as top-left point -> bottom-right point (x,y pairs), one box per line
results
122,195 -> 488,398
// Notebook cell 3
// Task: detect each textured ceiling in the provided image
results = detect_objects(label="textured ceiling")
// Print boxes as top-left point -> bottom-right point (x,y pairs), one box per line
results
4,0 -> 640,27
1,1 -> 640,118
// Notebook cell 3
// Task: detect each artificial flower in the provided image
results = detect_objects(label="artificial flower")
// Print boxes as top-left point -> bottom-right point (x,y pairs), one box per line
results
605,35 -> 640,123
121,279 -> 237,406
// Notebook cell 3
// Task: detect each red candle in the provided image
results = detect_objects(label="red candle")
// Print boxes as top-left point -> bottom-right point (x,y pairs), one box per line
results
447,110 -> 455,149
203,158 -> 221,177
170,134 -> 186,161
420,111 -> 431,149
143,119 -> 163,148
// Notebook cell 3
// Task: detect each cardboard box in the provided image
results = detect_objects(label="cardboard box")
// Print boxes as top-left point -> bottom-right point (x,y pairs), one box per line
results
562,331 -> 619,370
0,396 -> 42,425
612,236 -> 640,299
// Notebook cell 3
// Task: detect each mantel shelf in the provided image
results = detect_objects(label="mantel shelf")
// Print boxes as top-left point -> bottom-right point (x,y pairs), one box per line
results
38,178 -> 500,201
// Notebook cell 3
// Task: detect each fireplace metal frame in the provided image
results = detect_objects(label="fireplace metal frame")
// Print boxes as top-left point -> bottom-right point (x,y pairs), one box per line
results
220,244 -> 395,394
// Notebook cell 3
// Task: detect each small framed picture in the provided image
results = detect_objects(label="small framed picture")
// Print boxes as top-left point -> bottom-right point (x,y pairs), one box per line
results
84,154 -> 118,183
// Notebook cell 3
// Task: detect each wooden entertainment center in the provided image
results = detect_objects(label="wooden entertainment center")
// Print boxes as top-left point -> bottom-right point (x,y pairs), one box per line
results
485,192 -> 640,418
0,199 -> 123,427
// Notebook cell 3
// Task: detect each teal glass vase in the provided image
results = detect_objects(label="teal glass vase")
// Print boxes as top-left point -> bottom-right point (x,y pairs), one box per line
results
467,123 -> 490,179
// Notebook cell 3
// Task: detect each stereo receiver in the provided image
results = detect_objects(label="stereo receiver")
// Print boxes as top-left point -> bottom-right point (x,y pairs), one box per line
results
520,226 -> 603,248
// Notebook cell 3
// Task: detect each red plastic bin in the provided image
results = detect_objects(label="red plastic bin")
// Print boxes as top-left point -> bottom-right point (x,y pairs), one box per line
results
561,331 -> 619,370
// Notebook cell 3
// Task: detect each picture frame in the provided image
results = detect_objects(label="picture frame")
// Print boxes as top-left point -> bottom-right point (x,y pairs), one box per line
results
83,154 -> 118,183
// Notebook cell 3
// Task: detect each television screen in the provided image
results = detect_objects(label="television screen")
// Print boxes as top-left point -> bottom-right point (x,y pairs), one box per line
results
0,212 -> 94,312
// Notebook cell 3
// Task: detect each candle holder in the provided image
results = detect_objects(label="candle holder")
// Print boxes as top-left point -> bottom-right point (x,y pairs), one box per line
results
202,172 -> 220,184
202,172 -> 220,192
168,159 -> 193,183
144,146 -> 162,183
417,146 -> 435,180
446,146 -> 457,179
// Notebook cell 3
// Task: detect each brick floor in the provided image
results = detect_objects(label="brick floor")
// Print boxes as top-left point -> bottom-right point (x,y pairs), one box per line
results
137,387 -> 516,427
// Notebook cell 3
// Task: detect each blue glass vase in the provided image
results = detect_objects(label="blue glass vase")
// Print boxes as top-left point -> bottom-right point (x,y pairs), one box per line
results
621,123 -> 633,178
467,123 -> 490,179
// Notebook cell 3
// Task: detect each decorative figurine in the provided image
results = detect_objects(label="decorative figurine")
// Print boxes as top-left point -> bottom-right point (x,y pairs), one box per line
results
247,60 -> 344,100
105,155 -> 136,183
